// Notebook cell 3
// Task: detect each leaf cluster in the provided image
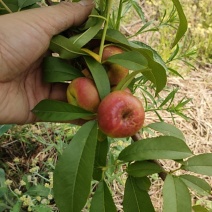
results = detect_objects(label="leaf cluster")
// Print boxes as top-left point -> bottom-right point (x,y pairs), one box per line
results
53,121 -> 212,212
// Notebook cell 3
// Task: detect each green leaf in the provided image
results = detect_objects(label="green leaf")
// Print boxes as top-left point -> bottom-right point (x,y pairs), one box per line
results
182,153 -> 212,176
0,169 -> 7,198
130,21 -> 154,37
192,205 -> 209,212
168,67 -> 184,79
167,44 -> 180,62
90,180 -> 117,212
127,161 -> 163,177
106,51 -> 148,71
54,121 -> 98,212
115,70 -> 142,91
123,176 -> 155,212
69,17 -> 104,48
0,125 -> 14,137
118,136 -> 192,162
0,203 -> 10,212
79,8 -> 101,30
0,187 -> 7,198
42,57 -> 83,82
147,122 -> 185,141
96,29 -> 130,46
32,99 -> 94,122
163,175 -> 191,212
18,0 -> 40,9
93,138 -> 109,181
129,41 -> 167,95
180,175 -> 211,195
171,0 -> 188,48
0,0 -> 19,13
0,168 -> 5,185
131,1 -> 145,22
133,177 -> 151,191
159,89 -> 178,108
10,201 -> 22,212
25,185 -> 50,197
33,205 -> 52,212
84,56 -> 110,99
50,35 -> 85,59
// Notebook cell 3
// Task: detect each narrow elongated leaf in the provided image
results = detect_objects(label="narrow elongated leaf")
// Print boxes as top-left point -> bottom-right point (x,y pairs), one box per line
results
159,89 -> 178,108
167,44 -> 180,62
90,180 -> 117,212
26,185 -> 50,197
32,205 -> 52,212
192,205 -> 209,212
50,35 -> 85,59
131,1 -> 145,22
163,175 -> 191,212
84,56 -> 110,99
54,121 -> 98,212
0,0 -> 19,13
10,201 -> 22,212
115,70 -> 142,91
180,175 -> 211,195
123,176 -> 155,212
133,177 -> 151,191
43,57 -> 83,82
0,169 -> 5,185
171,0 -> 188,48
129,41 -> 167,94
182,153 -> 212,176
147,122 -> 185,141
132,21 -> 154,37
118,136 -> 192,162
32,99 -> 94,122
168,67 -> 184,79
78,8 -> 101,30
0,168 -> 7,198
18,0 -> 40,9
106,51 -> 148,71
95,29 -> 130,46
130,41 -> 167,74
127,161 -> 163,177
93,138 -> 109,181
69,18 -> 104,48
0,125 -> 14,137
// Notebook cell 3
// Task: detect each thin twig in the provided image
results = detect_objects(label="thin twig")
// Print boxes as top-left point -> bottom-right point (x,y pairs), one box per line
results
131,132 -> 167,181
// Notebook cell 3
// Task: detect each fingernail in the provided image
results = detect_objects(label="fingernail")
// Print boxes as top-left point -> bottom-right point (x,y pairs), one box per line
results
78,0 -> 95,6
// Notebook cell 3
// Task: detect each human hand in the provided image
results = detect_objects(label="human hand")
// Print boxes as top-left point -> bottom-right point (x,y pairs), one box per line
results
0,0 -> 94,124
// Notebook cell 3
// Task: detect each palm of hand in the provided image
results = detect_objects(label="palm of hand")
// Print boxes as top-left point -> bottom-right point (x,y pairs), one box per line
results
0,11 -> 66,124
0,2 -> 94,124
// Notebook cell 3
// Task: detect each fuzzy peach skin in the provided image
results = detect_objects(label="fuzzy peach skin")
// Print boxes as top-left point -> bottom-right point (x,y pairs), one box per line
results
67,77 -> 100,113
97,90 -> 145,138
94,45 -> 129,86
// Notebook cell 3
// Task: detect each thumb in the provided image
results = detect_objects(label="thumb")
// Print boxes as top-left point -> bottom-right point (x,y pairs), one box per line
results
4,0 -> 95,37
0,0 -> 95,37
36,0 -> 95,36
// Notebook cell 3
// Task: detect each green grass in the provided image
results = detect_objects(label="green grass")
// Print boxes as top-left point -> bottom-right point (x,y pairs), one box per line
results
0,123 -> 79,211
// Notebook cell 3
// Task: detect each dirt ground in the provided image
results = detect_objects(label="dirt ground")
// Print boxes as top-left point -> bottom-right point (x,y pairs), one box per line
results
151,65 -> 212,211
